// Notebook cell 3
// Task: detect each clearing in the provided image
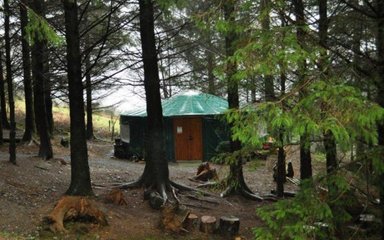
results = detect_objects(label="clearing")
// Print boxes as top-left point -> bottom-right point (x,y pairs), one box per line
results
0,139 -> 302,240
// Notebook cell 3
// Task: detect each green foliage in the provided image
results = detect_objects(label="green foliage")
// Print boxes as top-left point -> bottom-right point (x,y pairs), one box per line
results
227,80 -> 384,154
254,180 -> 334,240
25,8 -> 63,46
254,170 -> 363,240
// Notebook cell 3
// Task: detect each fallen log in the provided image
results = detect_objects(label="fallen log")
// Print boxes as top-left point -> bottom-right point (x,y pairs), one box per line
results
43,196 -> 108,233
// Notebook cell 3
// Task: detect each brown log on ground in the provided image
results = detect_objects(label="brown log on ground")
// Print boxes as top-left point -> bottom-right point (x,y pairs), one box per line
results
161,203 -> 190,232
219,216 -> 240,237
183,213 -> 199,230
44,196 -> 108,233
200,215 -> 217,234
190,162 -> 219,182
105,188 -> 128,206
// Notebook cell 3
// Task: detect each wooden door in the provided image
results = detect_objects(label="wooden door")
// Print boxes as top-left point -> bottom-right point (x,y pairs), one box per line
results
174,117 -> 203,160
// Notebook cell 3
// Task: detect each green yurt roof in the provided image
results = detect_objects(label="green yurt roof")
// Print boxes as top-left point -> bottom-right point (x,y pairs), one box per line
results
121,90 -> 228,117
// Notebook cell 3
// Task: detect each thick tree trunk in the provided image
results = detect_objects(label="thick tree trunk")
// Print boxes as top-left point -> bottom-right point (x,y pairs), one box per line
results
4,0 -> 16,164
138,0 -> 169,200
20,0 -> 36,142
293,0 -> 313,179
63,0 -> 93,196
220,0 -> 261,201
31,0 -> 53,160
375,1 -> 384,238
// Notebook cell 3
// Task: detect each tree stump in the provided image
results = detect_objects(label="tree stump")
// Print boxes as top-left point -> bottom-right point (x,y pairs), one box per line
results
161,203 -> 190,232
183,213 -> 199,230
200,215 -> 217,234
105,188 -> 128,206
43,196 -> 108,233
219,216 -> 240,237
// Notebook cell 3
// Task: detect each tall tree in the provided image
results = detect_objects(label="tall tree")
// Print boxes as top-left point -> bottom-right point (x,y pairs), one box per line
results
20,0 -> 36,142
63,0 -> 93,196
0,51 -> 9,130
293,0 -> 312,179
0,52 -> 4,145
261,0 -> 275,101
31,0 -> 53,160
4,0 -> 17,164
374,0 -> 384,238
136,0 -> 170,202
221,0 -> 261,201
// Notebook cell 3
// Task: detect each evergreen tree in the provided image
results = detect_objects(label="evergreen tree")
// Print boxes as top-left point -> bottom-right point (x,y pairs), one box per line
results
63,0 -> 93,196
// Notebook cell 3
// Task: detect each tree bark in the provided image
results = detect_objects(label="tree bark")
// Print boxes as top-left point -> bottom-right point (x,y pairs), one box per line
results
138,0 -> 170,200
4,0 -> 16,164
85,56 -> 94,140
261,0 -> 275,101
31,0 -> 53,160
63,0 -> 93,196
0,52 -> 4,144
20,0 -> 36,142
374,0 -> 384,238
0,51 -> 10,129
293,0 -> 312,180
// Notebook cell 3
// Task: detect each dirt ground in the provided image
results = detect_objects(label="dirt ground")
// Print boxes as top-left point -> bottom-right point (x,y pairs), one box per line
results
0,139 -> 305,240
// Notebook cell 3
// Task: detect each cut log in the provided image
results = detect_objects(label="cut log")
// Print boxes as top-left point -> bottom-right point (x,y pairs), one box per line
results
183,213 -> 199,230
200,215 -> 217,234
43,196 -> 107,233
105,188 -> 128,206
219,216 -> 240,237
161,203 -> 190,233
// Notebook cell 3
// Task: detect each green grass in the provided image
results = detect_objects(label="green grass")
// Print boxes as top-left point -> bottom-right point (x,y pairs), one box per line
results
15,98 -> 119,139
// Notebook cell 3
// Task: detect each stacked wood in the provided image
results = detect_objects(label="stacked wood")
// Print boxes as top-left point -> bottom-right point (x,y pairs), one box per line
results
105,188 -> 128,206
44,196 -> 108,233
218,216 -> 240,237
200,215 -> 217,233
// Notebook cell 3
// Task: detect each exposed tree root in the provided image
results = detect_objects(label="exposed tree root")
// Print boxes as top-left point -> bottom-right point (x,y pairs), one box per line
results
117,178 -> 143,189
43,196 -> 108,233
220,185 -> 264,202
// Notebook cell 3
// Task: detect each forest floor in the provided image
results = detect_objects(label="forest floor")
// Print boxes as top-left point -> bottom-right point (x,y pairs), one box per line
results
0,137 -> 318,240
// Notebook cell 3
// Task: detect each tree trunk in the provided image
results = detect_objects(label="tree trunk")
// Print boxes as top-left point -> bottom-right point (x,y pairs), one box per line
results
261,0 -> 275,102
4,0 -> 16,164
31,0 -> 53,160
276,144 -> 286,197
374,0 -> 384,238
85,56 -> 94,140
44,59 -> 54,136
63,0 -> 93,196
137,0 -> 170,200
20,0 -> 36,142
0,52 -> 4,144
0,51 -> 10,129
293,0 -> 312,180
220,0 -> 261,201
